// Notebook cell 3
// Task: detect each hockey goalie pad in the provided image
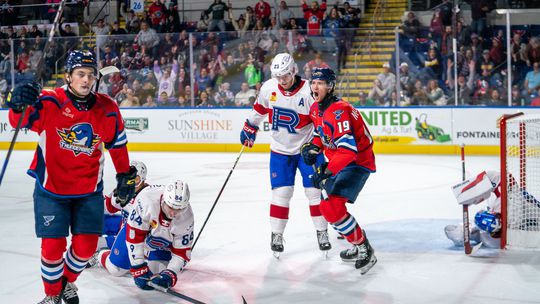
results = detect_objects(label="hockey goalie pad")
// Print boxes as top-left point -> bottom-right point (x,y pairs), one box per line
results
452,171 -> 493,205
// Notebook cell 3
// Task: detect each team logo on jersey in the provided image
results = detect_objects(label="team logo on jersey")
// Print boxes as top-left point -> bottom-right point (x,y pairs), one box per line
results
333,110 -> 344,120
146,236 -> 172,250
272,106 -> 299,133
43,215 -> 55,226
317,125 -> 336,149
270,92 -> 277,102
57,123 -> 100,156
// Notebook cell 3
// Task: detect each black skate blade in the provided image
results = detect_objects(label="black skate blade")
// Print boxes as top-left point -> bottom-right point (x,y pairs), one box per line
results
357,256 -> 377,275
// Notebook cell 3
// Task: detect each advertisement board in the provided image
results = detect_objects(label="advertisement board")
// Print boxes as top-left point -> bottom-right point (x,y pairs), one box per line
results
1,108 -> 538,154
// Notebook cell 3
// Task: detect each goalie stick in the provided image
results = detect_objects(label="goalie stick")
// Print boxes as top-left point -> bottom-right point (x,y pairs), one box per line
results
460,145 -> 482,255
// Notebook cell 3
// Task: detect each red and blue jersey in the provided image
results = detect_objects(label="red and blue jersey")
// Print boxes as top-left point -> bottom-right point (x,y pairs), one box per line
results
8,87 -> 130,197
309,99 -> 376,174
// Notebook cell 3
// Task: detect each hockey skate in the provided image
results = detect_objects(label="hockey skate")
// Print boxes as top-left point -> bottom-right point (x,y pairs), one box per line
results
271,232 -> 284,259
340,238 -> 377,275
37,295 -> 61,304
62,279 -> 79,304
316,230 -> 331,258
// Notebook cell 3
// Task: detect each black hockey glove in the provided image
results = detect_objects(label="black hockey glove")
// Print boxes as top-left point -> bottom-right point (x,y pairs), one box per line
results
6,81 -> 41,112
116,166 -> 137,207
301,142 -> 321,166
312,162 -> 332,190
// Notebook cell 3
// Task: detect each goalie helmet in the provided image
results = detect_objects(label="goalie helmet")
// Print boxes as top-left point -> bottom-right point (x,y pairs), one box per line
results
474,210 -> 501,234
271,53 -> 298,78
65,50 -> 97,74
163,179 -> 190,210
130,160 -> 147,182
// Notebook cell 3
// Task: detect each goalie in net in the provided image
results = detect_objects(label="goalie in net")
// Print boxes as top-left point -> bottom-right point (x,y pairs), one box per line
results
445,171 -> 540,249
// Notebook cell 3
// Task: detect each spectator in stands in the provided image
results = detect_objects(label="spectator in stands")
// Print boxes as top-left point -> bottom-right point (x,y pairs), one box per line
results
29,25 -> 44,38
235,82 -> 257,106
214,82 -> 235,107
158,91 -> 176,106
439,0 -> 453,26
176,95 -> 189,107
120,89 -> 141,107
140,72 -> 157,98
142,95 -> 158,107
304,51 -> 330,75
399,62 -> 414,97
163,2 -> 182,33
302,0 -> 327,36
511,85 -> 527,106
255,0 -> 271,26
489,37 -> 504,66
524,37 -> 540,67
473,79 -> 490,105
352,91 -> 377,107
244,54 -> 262,89
195,66 -> 214,94
46,0 -> 62,23
154,59 -> 178,99
59,20 -> 78,53
486,88 -> 505,106
440,26 -> 453,56
277,1 -> 294,28
115,83 -> 129,104
377,62 -> 396,100
427,79 -> 447,106
447,58 -> 475,104
368,79 -> 386,105
258,31 -> 274,52
456,21 -> 472,47
89,19 -> 111,50
148,0 -> 167,32
136,21 -> 160,58
531,87 -> 540,106
0,0 -> 17,26
121,9 -> 142,34
419,48 -> 442,82
196,91 -> 215,107
523,61 -> 540,97
339,1 -> 361,28
411,79 -> 429,105
465,0 -> 493,36
429,9 -> 443,49
401,11 -> 421,39
0,73 -> 7,106
204,0 -> 229,32
229,3 -> 251,38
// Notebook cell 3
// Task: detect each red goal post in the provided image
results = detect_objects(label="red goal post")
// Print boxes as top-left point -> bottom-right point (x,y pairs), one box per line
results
499,112 -> 540,250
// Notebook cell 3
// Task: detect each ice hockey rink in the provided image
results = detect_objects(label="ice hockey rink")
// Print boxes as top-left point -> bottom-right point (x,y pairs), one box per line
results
1,151 -> 539,304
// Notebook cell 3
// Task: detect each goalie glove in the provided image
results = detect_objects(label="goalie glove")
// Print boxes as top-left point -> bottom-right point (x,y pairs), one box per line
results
301,142 -> 321,166
240,120 -> 259,148
151,269 -> 178,289
116,166 -> 137,207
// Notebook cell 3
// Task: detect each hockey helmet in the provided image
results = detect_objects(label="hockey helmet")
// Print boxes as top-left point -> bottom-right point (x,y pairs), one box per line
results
65,50 -> 97,74
130,160 -> 147,182
474,210 -> 501,234
163,179 -> 190,210
310,68 -> 336,91
271,53 -> 298,78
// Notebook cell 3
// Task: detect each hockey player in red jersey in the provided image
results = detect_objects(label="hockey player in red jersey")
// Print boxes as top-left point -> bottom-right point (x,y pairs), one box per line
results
301,67 -> 377,274
5,50 -> 137,304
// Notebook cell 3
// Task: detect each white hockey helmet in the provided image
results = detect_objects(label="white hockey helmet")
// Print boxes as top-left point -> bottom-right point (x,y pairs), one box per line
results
130,160 -> 147,182
163,179 -> 190,210
271,53 -> 298,78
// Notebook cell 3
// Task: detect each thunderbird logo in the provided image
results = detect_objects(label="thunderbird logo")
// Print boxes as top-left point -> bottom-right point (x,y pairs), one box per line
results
57,123 -> 100,156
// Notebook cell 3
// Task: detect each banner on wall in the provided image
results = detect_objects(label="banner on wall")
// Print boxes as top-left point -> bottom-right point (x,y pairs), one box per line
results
1,108 -> 539,152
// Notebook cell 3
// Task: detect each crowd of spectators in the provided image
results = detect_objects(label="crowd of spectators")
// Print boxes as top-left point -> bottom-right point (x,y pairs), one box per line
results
0,0 -> 363,108
362,0 -> 540,107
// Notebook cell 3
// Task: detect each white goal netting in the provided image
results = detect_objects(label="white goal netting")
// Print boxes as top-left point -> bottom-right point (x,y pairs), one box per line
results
503,114 -> 540,250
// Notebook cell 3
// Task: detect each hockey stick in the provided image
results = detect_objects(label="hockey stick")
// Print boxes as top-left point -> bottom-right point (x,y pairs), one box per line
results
0,0 -> 67,188
461,144 -> 473,254
95,65 -> 120,93
192,145 -> 245,250
311,164 -> 329,200
148,282 -> 206,304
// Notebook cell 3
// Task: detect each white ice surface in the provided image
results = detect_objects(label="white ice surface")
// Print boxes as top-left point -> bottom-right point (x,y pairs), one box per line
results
1,151 -> 539,304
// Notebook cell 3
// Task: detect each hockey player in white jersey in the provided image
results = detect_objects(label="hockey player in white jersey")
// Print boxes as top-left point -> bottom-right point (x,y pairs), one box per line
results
240,53 -> 331,257
445,171 -> 503,248
90,179 -> 194,290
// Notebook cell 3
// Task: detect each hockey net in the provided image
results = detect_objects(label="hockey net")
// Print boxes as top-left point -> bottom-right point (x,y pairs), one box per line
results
500,113 -> 540,250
